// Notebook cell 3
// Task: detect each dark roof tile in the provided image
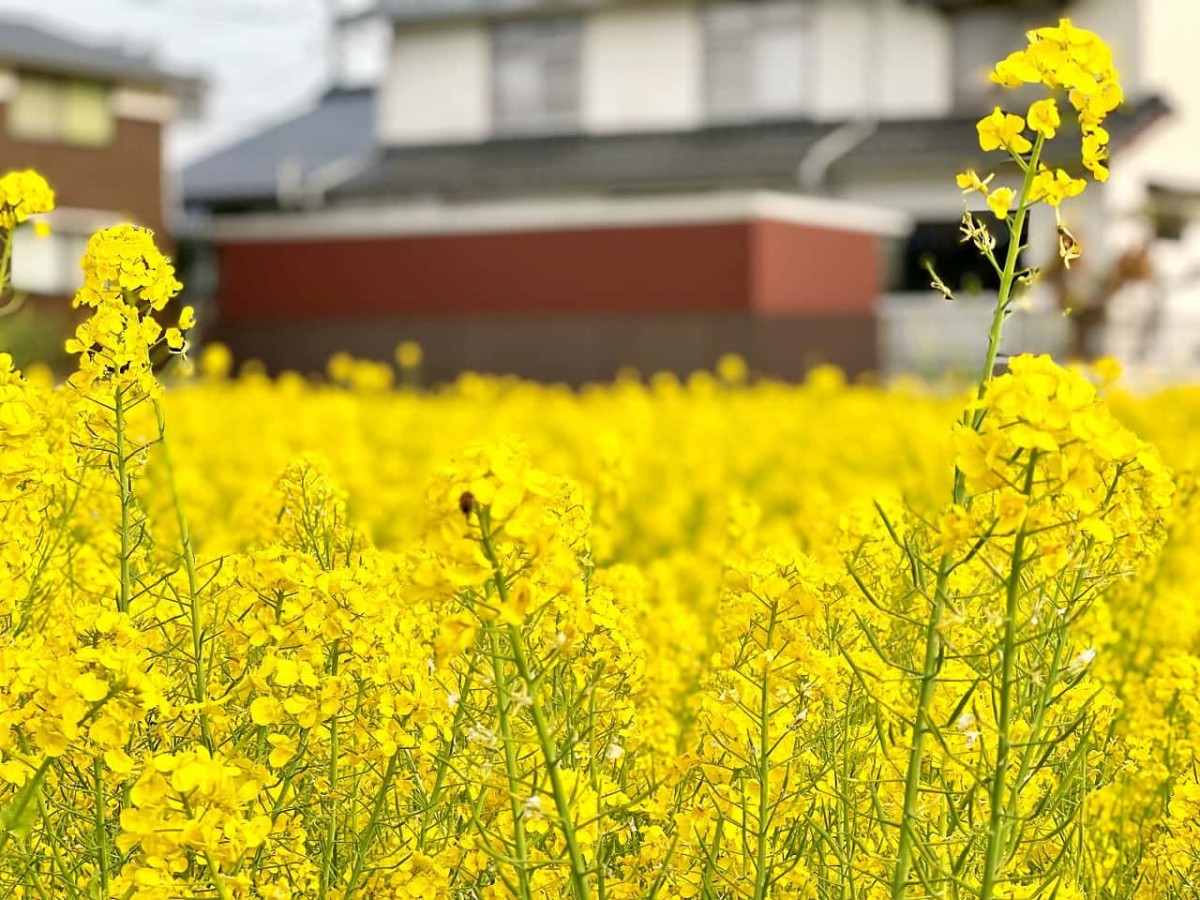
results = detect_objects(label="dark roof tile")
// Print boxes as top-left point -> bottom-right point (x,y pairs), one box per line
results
182,88 -> 376,206
328,95 -> 1168,203
0,15 -> 182,86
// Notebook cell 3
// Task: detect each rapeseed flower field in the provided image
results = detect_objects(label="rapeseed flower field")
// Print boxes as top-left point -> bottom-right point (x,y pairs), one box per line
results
3,17 -> 1199,900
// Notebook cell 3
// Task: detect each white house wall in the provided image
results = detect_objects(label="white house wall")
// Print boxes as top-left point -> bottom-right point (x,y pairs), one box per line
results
811,1 -> 872,119
377,0 -> 961,146
1070,0 -> 1142,94
1115,0 -> 1200,193
377,22 -> 490,145
582,5 -> 704,133
874,0 -> 953,118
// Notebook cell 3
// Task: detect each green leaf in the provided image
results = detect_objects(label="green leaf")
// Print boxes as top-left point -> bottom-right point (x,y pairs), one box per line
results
1,779 -> 42,840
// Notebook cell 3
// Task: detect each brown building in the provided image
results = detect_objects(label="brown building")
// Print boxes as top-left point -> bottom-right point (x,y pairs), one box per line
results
0,16 -> 200,301
201,192 -> 907,381
181,0 -> 1168,381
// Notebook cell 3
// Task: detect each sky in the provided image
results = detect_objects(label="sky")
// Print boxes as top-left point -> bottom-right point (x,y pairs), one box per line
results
0,0 -> 384,167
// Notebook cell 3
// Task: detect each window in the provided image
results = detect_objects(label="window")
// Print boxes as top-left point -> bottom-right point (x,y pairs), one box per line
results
896,219 -> 1026,295
10,211 -> 120,296
493,18 -> 581,134
9,74 -> 115,146
705,2 -> 810,120
11,227 -> 90,296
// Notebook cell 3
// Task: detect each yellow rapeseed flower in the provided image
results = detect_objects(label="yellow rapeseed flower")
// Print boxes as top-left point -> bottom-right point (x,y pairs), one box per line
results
986,186 -> 1016,219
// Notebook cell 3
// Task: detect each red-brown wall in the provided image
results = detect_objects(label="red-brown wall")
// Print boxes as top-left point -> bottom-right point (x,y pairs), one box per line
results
217,223 -> 752,322
0,104 -> 166,237
214,219 -> 881,324
751,220 -> 880,316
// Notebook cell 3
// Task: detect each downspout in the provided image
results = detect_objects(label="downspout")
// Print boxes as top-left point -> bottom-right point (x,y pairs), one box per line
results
301,153 -> 376,209
796,0 -> 883,193
796,118 -> 878,191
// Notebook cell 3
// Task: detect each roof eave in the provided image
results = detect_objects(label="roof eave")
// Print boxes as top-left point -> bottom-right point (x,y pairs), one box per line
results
369,0 -> 615,26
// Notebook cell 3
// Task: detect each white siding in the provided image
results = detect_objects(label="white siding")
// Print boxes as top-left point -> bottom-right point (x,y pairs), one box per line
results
582,5 -> 703,133
875,0 -> 952,118
811,1 -> 872,119
836,174 -> 963,220
375,0 -> 959,145
1117,0 -> 1200,187
1070,0 -> 1142,93
1088,0 -> 1200,224
378,23 -> 490,145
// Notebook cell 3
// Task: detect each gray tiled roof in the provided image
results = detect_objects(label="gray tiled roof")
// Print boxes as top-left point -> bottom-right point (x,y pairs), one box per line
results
0,16 -> 178,85
334,118 -> 831,201
182,88 -> 377,208
370,0 -> 608,24
329,95 -> 1169,203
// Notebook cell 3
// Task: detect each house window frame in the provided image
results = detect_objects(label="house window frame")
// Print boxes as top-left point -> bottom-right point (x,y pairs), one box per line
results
8,72 -> 116,147
10,209 -> 122,296
703,0 -> 815,123
491,15 -> 583,136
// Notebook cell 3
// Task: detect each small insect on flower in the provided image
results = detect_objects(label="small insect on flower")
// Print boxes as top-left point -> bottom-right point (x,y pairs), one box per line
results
459,490 -> 476,518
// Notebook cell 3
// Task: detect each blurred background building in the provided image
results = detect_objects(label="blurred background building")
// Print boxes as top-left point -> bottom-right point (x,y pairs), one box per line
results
0,15 -> 199,318
3,0 -> 1200,380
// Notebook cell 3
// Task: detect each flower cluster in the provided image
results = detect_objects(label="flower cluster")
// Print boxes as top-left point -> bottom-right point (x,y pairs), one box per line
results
0,169 -> 54,229
990,18 -> 1122,181
66,225 -> 191,397
957,17 -> 1117,245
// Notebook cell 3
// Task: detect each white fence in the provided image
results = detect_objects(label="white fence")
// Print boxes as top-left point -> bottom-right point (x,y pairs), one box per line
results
878,293 -> 1070,378
879,287 -> 1200,381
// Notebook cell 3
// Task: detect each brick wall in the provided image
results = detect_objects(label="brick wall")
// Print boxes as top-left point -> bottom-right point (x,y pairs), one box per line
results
0,104 -> 166,236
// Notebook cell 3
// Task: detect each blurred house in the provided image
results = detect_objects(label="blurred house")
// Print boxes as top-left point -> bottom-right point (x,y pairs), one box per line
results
182,0 -> 1194,380
0,16 -> 202,303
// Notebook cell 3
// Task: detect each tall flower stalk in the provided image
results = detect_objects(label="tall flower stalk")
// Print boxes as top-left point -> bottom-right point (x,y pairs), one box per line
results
890,20 -> 1130,899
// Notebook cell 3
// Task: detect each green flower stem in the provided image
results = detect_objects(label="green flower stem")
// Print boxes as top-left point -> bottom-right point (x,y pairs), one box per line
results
0,694 -> 112,857
113,387 -> 133,615
753,604 -> 780,900
892,134 -> 1045,900
477,508 -> 592,900
153,399 -> 215,751
505,624 -> 593,900
484,619 -> 534,900
319,642 -> 342,899
0,229 -> 13,300
979,522 -> 1030,899
890,555 -> 953,900
342,749 -> 403,897
968,134 -> 1046,437
93,757 -> 109,898
417,665 -> 476,848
